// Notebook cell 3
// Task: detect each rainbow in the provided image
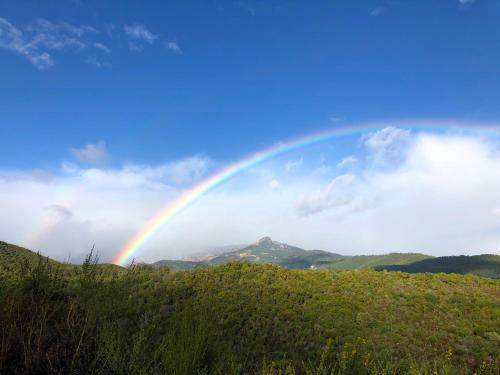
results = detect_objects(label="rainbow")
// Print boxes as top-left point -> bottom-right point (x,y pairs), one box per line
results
113,120 -> 500,265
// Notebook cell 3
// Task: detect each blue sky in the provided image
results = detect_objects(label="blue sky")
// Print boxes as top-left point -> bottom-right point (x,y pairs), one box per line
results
1,1 -> 500,261
1,0 -> 500,168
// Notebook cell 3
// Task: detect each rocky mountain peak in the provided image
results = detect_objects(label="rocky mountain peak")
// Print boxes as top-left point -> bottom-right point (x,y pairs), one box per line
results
254,237 -> 289,251
257,236 -> 273,245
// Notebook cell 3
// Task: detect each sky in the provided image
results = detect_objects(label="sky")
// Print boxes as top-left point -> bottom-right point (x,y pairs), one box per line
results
1,0 -> 500,262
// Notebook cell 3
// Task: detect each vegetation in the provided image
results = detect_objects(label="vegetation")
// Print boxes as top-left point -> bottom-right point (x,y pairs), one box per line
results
323,253 -> 433,271
152,259 -> 209,272
376,255 -> 500,279
0,242 -> 499,374
149,238 -> 499,279
0,241 -> 58,270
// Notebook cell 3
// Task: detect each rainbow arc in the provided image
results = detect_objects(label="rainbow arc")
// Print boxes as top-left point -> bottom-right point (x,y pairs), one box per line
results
113,121 -> 500,266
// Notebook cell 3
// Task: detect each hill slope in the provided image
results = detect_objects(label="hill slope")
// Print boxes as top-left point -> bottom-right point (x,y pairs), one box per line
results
324,253 -> 433,270
0,241 -> 123,273
0,241 -> 59,271
152,259 -> 208,271
376,254 -> 500,278
0,260 -> 498,374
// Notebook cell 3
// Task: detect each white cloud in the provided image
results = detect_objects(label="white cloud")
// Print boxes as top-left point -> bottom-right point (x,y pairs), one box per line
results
70,141 -> 110,166
123,23 -> 158,45
337,156 -> 358,169
312,165 -> 334,176
363,126 -> 411,163
0,17 -> 54,69
45,204 -> 73,220
0,17 -> 101,69
0,166 -> 174,261
312,153 -> 334,176
0,154 -> 214,262
23,205 -> 73,255
93,42 -> 110,53
269,179 -> 281,190
166,155 -> 211,184
126,155 -> 211,186
285,157 -> 303,172
165,41 -> 181,54
279,132 -> 500,255
458,0 -> 475,4
296,174 -> 356,215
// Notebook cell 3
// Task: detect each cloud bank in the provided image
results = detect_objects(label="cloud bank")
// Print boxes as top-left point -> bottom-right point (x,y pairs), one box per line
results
1,129 -> 499,263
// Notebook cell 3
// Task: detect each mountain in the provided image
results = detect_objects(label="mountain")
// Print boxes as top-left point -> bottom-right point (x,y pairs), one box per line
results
375,254 -> 500,278
152,237 -> 432,271
208,237 -> 343,268
150,237 -> 343,270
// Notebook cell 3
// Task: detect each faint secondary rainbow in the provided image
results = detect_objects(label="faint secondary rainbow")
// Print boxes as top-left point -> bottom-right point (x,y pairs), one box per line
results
113,120 -> 500,265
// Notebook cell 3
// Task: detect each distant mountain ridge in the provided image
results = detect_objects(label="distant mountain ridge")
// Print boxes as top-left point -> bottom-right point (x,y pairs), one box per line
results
152,236 -> 432,271
1,239 -> 498,278
151,237 -> 499,278
209,236 -> 344,268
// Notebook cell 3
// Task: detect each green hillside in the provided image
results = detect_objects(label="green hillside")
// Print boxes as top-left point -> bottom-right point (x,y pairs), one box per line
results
152,259 -> 208,271
0,241 -> 59,271
0,241 -> 123,274
0,251 -> 498,374
324,253 -> 433,270
376,254 -> 500,278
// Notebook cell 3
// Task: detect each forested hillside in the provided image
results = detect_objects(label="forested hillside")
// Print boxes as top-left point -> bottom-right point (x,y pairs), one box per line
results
0,245 -> 499,374
376,255 -> 500,279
